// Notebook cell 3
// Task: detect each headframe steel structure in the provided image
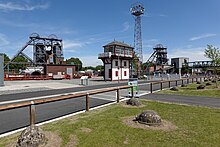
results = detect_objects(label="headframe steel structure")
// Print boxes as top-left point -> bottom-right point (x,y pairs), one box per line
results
146,44 -> 168,65
130,2 -> 144,63
4,33 -> 63,68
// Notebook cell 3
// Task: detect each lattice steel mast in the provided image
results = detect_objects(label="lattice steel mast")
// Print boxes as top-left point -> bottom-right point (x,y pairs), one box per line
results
130,3 -> 144,63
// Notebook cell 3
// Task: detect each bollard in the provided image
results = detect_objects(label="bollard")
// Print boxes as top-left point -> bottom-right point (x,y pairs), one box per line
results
30,101 -> 36,126
86,93 -> 90,111
117,88 -> 120,103
150,83 -> 153,93
131,86 -> 134,98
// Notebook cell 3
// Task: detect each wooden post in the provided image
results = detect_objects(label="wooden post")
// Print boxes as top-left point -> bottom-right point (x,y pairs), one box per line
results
192,78 -> 194,83
117,88 -> 120,103
86,93 -> 89,111
131,86 -> 134,98
176,80 -> 178,86
187,79 -> 189,84
168,81 -> 171,88
200,77 -> 202,82
150,83 -> 153,93
30,101 -> 36,126
182,80 -> 184,85
160,82 -> 163,90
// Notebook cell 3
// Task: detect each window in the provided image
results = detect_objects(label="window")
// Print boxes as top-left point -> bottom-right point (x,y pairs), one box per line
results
124,71 -> 127,76
124,61 -> 127,67
115,61 -> 118,66
115,71 -> 118,77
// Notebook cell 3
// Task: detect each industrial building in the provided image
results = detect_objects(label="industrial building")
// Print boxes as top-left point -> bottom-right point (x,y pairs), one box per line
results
171,57 -> 189,74
4,33 -> 76,80
98,41 -> 134,81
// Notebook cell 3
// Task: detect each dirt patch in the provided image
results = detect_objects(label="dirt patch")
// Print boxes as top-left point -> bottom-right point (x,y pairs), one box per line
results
80,127 -> 92,133
65,135 -> 78,147
120,101 -> 145,108
39,131 -> 62,147
122,116 -> 177,131
123,136 -> 129,144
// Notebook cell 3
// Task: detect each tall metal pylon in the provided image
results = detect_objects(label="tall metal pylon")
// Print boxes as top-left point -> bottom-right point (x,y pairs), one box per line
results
130,3 -> 144,63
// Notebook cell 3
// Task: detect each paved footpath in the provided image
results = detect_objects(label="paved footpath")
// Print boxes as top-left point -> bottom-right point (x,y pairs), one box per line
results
141,94 -> 220,108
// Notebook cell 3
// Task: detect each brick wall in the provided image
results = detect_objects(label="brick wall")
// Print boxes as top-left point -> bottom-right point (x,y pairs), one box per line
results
46,65 -> 76,77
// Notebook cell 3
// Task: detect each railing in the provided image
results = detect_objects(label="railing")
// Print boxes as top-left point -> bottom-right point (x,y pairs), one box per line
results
0,75 -> 211,134
149,76 -> 206,93
0,85 -> 134,127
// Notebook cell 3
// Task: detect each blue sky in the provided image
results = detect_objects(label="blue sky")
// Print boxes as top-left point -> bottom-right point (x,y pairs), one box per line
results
0,0 -> 220,66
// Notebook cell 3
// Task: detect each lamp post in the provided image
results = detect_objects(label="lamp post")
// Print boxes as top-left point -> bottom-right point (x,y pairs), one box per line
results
118,54 -> 120,83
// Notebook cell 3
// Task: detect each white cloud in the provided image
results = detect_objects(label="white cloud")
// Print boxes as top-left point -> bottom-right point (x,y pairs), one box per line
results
122,22 -> 130,32
142,39 -> 160,49
0,33 -> 10,46
190,33 -> 216,41
0,2 -> 49,11
63,40 -> 84,49
168,47 -> 209,62
79,55 -> 102,67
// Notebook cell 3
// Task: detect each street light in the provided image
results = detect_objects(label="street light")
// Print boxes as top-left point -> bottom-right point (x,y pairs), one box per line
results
118,54 -> 120,83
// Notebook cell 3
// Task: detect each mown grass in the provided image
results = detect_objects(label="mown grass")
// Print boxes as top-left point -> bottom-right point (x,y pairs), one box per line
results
1,100 -> 220,146
158,81 -> 220,98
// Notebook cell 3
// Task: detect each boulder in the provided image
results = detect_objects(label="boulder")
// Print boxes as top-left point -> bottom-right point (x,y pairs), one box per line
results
170,87 -> 178,91
212,80 -> 216,83
16,126 -> 45,147
126,98 -> 141,106
197,85 -> 205,90
181,84 -> 187,87
206,82 -> 212,86
134,110 -> 161,126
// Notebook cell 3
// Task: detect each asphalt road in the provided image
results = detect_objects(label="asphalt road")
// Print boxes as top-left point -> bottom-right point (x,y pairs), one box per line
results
141,93 -> 220,108
0,78 -> 198,135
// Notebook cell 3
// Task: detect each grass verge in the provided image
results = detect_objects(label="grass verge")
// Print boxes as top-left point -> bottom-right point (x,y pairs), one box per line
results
0,100 -> 220,146
158,81 -> 220,98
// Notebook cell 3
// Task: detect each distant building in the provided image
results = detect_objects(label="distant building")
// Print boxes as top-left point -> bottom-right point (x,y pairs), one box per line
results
98,41 -> 134,81
171,57 -> 189,74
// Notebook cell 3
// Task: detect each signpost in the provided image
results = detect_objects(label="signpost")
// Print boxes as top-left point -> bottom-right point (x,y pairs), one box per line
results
0,54 -> 4,86
128,78 -> 139,97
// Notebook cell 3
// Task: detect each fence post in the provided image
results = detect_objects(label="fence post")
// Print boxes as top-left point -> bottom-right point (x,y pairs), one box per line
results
150,83 -> 153,93
86,93 -> 90,111
192,78 -> 194,83
160,82 -> 163,90
30,101 -> 36,126
131,86 -> 134,98
117,88 -> 120,103
168,81 -> 170,88
182,79 -> 184,85
176,80 -> 178,86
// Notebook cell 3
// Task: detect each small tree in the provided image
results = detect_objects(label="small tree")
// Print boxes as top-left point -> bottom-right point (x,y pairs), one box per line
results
204,45 -> 220,87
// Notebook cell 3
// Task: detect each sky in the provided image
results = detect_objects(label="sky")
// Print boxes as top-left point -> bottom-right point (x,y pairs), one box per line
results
0,0 -> 220,66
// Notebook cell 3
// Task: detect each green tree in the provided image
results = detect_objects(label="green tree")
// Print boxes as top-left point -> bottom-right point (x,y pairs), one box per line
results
95,65 -> 103,71
66,57 -> 83,71
2,53 -> 10,66
131,53 -> 140,77
204,45 -> 220,87
10,55 -> 28,72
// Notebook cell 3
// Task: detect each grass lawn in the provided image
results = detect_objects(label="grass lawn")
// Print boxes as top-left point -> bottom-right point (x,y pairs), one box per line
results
1,100 -> 220,146
158,81 -> 220,98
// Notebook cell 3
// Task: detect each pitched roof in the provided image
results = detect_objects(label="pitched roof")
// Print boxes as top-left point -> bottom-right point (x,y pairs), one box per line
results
103,41 -> 133,48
